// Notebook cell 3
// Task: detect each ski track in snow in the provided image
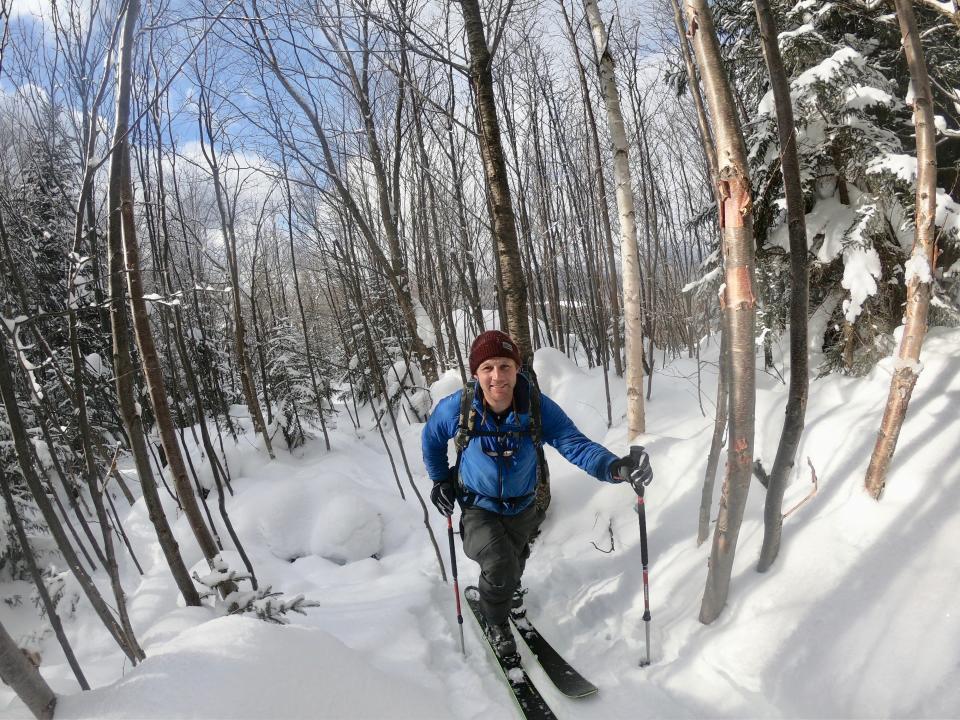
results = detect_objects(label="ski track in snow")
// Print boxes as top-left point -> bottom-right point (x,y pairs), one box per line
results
3,327 -> 960,718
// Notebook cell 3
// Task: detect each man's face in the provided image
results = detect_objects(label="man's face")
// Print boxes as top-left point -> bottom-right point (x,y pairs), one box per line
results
474,356 -> 519,410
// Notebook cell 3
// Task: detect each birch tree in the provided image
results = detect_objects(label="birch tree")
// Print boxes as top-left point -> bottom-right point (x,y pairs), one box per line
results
683,0 -> 758,624
864,0 -> 940,499
583,0 -> 646,438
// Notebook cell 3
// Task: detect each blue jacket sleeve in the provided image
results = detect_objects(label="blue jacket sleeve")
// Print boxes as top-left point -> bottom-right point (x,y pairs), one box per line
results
421,391 -> 462,484
540,394 -> 618,482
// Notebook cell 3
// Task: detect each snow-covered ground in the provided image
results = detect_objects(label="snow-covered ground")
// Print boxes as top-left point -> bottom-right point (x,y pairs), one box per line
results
3,327 -> 959,719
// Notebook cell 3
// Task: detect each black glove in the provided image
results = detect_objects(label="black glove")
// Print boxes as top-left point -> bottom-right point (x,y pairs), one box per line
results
609,448 -> 653,494
430,480 -> 457,516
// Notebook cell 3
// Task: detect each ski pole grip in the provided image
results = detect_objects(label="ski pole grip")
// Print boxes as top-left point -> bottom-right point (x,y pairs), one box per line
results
630,445 -> 648,495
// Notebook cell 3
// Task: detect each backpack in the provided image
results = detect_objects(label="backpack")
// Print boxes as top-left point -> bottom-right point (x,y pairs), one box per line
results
453,368 -> 551,513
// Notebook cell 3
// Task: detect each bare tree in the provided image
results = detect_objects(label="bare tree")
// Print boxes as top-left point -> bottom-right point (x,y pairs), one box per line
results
561,0 -> 624,378
109,0 -> 224,579
683,0 -> 758,624
194,73 -> 275,460
583,0 -> 646,438
864,0 -> 939,499
753,0 -> 810,572
246,0 -> 439,385
457,0 -> 533,360
0,342 -> 142,662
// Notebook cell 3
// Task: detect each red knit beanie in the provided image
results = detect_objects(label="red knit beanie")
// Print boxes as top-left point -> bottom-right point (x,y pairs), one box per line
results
469,330 -> 523,376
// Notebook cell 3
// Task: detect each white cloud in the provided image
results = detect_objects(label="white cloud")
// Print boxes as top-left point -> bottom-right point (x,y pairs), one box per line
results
8,0 -> 47,19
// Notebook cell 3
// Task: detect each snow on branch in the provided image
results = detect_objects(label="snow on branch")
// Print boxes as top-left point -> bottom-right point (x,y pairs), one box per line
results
192,555 -> 320,624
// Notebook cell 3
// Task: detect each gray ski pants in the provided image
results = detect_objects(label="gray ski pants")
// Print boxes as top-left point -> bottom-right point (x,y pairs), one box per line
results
461,503 -> 545,624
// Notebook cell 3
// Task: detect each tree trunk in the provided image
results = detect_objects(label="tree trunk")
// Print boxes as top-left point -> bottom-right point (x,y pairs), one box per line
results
105,0 -> 200,609
561,1 -> 624,377
111,0 -> 224,578
0,346 -> 141,662
754,0 -> 810,572
0,620 -> 55,720
668,0 -> 720,200
698,325 -> 729,545
683,0 -> 758,624
196,85 -> 275,461
457,0 -> 533,361
583,0 -> 646,438
864,0 -> 939,499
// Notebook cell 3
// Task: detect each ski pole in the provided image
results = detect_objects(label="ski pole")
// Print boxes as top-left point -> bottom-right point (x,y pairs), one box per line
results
631,445 -> 653,667
446,514 -> 466,656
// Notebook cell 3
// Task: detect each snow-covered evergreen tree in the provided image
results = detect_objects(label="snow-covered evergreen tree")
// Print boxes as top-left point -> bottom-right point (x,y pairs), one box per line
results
710,0 -> 960,373
265,317 -> 331,449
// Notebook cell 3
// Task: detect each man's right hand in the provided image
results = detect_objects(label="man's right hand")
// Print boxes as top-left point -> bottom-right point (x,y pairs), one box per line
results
609,447 -> 653,493
430,480 -> 457,516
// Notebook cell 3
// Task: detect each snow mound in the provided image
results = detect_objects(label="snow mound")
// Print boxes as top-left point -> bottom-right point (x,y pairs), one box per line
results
309,493 -> 383,565
55,616 -> 450,719
229,478 -> 382,565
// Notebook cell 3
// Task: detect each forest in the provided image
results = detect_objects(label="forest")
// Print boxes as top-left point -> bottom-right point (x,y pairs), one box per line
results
0,0 -> 958,717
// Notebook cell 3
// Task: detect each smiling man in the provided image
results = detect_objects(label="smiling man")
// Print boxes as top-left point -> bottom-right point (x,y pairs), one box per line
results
421,330 -> 652,657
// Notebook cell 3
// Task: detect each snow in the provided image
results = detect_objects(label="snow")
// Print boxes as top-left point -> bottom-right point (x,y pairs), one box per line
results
893,357 -> 922,374
413,298 -> 436,350
903,251 -> 933,285
841,246 -> 882,322
793,47 -> 867,91
83,353 -> 106,377
777,23 -> 816,46
1,314 -> 27,334
936,190 -> 960,236
507,667 -> 526,684
4,329 -> 960,718
681,266 -> 721,294
867,153 -> 917,183
841,84 -> 895,110
55,617 -> 449,719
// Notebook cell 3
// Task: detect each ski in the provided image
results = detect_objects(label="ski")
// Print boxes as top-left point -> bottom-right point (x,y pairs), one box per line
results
463,586 -> 557,720
510,605 -> 599,698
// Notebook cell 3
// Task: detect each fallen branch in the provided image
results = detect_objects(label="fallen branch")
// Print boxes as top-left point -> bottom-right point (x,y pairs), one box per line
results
590,515 -> 615,554
783,457 -> 819,520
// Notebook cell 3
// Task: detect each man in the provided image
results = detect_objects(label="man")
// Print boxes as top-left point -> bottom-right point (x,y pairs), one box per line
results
421,330 -> 653,656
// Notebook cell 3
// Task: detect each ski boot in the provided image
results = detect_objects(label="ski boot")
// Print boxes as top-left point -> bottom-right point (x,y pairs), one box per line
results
486,619 -> 517,657
510,587 -> 528,620
510,588 -> 533,633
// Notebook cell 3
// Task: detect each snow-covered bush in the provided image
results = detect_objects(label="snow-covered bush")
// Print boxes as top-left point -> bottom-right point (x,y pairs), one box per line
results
192,554 -> 320,624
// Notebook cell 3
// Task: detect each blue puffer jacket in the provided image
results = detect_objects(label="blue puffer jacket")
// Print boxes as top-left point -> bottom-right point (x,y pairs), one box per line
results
422,374 -> 618,515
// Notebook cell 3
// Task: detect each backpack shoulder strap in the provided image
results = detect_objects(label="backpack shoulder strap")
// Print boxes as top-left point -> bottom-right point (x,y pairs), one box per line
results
454,381 -> 477,454
525,370 -> 543,447
522,366 -> 551,513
